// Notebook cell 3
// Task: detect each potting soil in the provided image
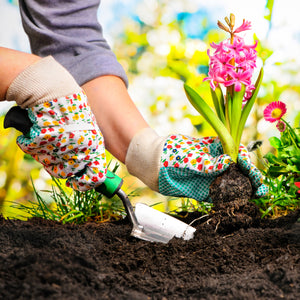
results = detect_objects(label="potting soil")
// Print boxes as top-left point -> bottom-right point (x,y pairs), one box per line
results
0,209 -> 299,300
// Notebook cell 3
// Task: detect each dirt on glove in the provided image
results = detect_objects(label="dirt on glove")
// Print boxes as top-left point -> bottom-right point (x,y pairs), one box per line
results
0,206 -> 299,300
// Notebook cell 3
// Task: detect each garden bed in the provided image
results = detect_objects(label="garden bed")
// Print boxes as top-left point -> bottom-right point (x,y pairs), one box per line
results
0,207 -> 299,299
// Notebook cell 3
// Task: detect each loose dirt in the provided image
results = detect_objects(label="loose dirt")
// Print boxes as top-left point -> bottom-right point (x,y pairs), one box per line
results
0,208 -> 299,299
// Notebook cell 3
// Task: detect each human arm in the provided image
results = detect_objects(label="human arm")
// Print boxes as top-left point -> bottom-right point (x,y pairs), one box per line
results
1,49 -> 107,190
19,0 -> 149,163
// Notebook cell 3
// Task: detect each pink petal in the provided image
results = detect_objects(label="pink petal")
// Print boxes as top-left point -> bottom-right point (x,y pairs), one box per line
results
234,20 -> 252,34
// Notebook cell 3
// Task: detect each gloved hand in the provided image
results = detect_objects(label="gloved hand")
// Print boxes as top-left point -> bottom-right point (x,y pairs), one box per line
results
6,56 -> 107,191
125,129 -> 268,202
237,145 -> 269,198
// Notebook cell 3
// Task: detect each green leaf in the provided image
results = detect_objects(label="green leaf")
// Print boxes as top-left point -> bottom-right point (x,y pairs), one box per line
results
268,165 -> 289,177
285,145 -> 300,156
210,86 -> 226,124
184,83 -> 236,160
286,164 -> 299,173
225,92 -> 232,132
264,152 -> 286,166
230,84 -> 246,144
269,136 -> 282,149
236,68 -> 264,146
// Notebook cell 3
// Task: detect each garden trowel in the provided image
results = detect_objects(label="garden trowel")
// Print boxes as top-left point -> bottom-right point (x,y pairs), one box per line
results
4,106 -> 196,243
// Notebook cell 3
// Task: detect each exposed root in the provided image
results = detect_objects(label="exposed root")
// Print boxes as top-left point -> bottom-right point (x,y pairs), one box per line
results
206,218 -> 213,225
204,201 -> 261,234
188,214 -> 209,227
214,219 -> 221,232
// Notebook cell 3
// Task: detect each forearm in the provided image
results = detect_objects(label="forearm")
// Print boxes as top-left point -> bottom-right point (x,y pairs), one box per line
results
0,47 -> 40,101
82,76 -> 150,163
0,47 -> 149,164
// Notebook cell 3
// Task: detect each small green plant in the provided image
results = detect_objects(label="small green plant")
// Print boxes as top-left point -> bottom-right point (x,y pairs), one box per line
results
15,176 -> 125,224
168,197 -> 213,216
251,100 -> 300,217
263,101 -> 300,177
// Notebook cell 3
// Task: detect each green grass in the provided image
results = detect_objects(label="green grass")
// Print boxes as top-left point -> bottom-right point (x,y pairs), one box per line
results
10,172 -> 300,225
168,197 -> 213,216
14,177 -> 125,224
250,175 -> 300,218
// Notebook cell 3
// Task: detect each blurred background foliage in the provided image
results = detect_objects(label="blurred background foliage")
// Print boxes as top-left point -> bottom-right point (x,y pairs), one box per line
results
0,0 -> 299,218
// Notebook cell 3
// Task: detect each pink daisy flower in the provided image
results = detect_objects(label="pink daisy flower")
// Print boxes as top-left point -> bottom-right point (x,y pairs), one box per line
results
276,120 -> 286,132
263,101 -> 287,123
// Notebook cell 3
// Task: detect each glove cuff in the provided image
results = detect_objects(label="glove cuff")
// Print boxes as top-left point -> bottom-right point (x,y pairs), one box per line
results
6,56 -> 81,108
125,128 -> 165,192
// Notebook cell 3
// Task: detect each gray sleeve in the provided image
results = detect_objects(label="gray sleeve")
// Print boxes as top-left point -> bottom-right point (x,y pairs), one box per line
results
18,0 -> 128,87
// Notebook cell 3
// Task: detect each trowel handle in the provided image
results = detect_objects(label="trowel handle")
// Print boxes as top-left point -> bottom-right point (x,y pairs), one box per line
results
96,171 -> 141,230
4,106 -> 32,135
96,172 -> 141,230
95,170 -> 123,198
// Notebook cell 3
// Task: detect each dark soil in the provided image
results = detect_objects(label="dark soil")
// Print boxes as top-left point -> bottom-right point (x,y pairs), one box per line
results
0,207 -> 299,300
208,164 -> 262,234
210,163 -> 253,207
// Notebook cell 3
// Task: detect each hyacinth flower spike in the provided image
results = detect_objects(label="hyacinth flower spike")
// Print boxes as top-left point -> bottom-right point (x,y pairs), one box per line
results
184,13 -> 263,162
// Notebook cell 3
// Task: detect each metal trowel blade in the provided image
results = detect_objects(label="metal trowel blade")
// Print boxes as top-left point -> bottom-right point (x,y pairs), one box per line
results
132,203 -> 196,244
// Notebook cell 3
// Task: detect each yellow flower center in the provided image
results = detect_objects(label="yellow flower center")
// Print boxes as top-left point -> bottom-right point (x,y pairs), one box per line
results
271,108 -> 282,119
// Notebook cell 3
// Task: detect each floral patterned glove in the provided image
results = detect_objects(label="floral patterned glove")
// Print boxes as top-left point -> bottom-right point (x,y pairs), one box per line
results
17,92 -> 107,191
6,56 -> 107,191
125,129 -> 268,202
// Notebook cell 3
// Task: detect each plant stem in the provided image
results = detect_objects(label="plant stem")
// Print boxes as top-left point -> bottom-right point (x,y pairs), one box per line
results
282,119 -> 300,152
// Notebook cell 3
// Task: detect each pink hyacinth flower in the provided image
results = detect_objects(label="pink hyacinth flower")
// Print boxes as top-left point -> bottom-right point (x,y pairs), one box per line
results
210,41 -> 227,53
203,69 -> 227,90
225,68 -> 253,92
226,37 -> 246,59
263,101 -> 287,123
204,35 -> 257,96
233,19 -> 252,34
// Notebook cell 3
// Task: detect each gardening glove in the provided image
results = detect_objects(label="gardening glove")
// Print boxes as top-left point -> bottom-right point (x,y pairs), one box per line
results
237,145 -> 269,198
6,56 -> 107,191
125,128 -> 268,202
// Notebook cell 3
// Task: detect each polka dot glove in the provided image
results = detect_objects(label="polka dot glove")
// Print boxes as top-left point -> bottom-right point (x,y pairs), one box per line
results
158,134 -> 268,201
17,91 -> 107,191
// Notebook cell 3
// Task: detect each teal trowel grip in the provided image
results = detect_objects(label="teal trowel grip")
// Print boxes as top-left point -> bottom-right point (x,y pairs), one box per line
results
95,170 -> 123,198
